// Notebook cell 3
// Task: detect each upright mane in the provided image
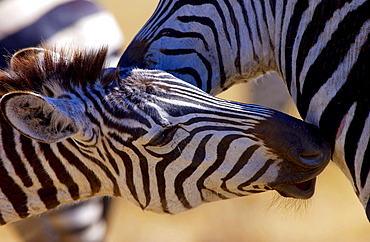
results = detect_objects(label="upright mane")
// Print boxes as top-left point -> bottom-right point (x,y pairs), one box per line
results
0,46 -> 116,97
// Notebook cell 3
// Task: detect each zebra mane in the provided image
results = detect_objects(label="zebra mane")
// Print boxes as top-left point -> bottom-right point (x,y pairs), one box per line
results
0,46 -> 117,97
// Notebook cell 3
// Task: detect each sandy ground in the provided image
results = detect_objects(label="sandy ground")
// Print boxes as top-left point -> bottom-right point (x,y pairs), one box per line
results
0,0 -> 369,241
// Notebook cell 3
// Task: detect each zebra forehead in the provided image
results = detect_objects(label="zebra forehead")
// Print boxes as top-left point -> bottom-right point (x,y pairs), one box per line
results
0,46 -> 116,96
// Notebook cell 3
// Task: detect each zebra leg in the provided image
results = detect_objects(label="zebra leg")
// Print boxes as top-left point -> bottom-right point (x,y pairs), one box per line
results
13,197 -> 111,242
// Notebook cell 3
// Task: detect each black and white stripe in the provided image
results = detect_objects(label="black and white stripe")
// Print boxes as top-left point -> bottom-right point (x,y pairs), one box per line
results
120,0 -> 370,219
0,47 -> 330,225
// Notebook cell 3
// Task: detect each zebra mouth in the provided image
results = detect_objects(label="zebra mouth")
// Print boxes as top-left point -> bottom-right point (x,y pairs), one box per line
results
274,178 -> 316,199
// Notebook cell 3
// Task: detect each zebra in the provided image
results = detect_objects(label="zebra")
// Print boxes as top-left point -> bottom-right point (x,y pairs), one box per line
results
0,0 -> 124,240
0,46 -> 330,226
0,0 -> 123,67
119,0 -> 370,219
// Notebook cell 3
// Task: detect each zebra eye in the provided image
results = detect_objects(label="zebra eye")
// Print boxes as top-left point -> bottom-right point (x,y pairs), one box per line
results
147,125 -> 179,147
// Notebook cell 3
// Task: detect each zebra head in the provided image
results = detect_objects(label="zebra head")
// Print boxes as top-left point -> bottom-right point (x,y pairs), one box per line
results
0,47 -> 330,223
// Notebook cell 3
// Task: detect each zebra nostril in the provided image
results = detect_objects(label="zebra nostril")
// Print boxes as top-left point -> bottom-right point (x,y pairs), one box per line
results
299,152 -> 322,160
288,143 -> 331,168
297,145 -> 331,168
298,152 -> 324,167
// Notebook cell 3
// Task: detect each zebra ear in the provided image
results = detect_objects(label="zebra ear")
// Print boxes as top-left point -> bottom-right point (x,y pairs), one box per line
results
0,92 -> 81,143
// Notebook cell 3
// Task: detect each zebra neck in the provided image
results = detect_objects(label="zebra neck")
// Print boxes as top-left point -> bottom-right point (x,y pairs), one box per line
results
202,0 -> 279,94
120,0 -> 280,95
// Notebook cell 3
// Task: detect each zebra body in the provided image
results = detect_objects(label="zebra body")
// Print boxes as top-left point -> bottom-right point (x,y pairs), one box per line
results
0,47 -> 330,225
0,0 -> 123,67
120,0 -> 370,218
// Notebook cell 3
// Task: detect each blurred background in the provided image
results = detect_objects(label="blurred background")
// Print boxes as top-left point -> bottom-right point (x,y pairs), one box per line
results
0,0 -> 369,241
